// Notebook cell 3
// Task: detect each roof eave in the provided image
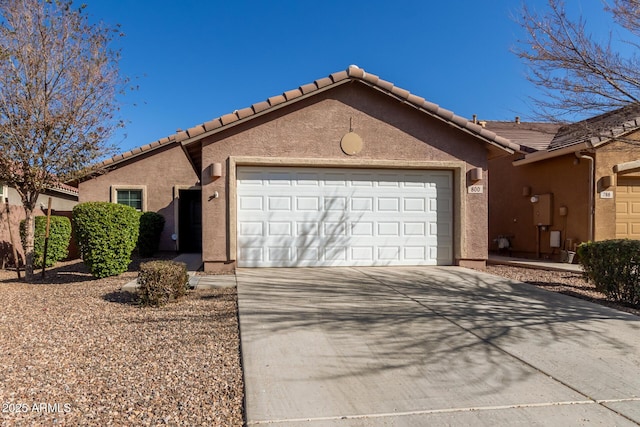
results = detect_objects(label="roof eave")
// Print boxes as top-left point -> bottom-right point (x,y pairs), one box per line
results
513,142 -> 590,166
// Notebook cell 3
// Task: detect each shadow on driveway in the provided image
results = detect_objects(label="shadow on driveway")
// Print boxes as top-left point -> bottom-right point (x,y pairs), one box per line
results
238,267 -> 640,425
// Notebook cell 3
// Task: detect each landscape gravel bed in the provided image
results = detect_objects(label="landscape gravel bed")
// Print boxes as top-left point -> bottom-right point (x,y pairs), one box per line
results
2,259 -> 638,426
0,259 -> 244,426
485,264 -> 640,317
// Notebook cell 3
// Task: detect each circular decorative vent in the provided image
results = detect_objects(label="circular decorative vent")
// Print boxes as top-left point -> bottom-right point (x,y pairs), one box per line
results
340,132 -> 363,155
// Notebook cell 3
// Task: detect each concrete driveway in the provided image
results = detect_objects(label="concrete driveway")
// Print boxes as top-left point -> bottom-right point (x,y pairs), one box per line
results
237,267 -> 640,426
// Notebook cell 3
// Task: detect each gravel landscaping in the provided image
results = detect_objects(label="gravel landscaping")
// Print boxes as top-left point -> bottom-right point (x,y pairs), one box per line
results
485,264 -> 640,317
0,258 -> 244,426
1,258 -> 638,426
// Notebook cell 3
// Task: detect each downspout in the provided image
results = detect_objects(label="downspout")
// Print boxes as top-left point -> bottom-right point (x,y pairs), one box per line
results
576,152 -> 595,241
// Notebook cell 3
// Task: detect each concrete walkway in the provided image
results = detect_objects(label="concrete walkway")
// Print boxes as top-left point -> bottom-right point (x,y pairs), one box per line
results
237,267 -> 640,426
121,253 -> 237,290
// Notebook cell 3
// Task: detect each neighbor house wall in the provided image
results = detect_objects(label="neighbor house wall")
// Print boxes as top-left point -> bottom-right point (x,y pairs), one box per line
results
595,135 -> 640,240
78,143 -> 199,252
0,187 -> 78,266
489,152 -> 591,258
199,83 -> 492,272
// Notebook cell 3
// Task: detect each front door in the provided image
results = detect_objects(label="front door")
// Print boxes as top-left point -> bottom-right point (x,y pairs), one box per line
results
178,189 -> 202,252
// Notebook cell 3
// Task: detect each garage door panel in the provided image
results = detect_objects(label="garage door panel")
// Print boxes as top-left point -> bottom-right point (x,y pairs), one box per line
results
240,222 -> 264,236
268,196 -> 291,210
237,167 -> 453,267
324,197 -> 347,210
239,196 -> 263,210
268,222 -> 292,236
378,197 -> 400,211
378,222 -> 400,236
351,246 -> 374,261
404,198 -> 426,212
404,246 -> 426,260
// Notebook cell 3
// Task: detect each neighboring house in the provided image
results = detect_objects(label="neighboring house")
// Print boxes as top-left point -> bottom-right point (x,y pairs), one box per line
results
0,182 -> 79,267
487,104 -> 640,259
77,65 -> 519,272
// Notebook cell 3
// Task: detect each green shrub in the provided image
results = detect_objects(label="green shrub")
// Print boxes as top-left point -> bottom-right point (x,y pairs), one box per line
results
19,215 -> 72,268
578,239 -> 640,305
138,212 -> 165,257
137,260 -> 188,306
72,202 -> 140,278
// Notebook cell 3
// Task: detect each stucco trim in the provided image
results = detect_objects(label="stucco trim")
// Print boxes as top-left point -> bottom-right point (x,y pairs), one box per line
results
613,159 -> 640,174
110,185 -> 147,212
227,156 -> 467,265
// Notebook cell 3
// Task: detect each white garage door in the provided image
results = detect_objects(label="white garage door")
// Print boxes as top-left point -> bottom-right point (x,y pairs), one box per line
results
236,166 -> 453,267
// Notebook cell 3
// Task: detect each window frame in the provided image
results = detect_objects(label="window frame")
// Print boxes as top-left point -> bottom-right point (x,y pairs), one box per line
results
110,185 -> 147,212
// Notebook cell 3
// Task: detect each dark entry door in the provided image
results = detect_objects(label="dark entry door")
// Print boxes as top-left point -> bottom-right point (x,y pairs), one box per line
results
178,189 -> 202,252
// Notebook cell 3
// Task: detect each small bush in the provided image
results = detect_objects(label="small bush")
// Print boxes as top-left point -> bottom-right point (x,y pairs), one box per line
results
137,260 -> 189,306
19,215 -> 72,268
138,212 -> 165,257
578,239 -> 640,305
72,202 -> 140,278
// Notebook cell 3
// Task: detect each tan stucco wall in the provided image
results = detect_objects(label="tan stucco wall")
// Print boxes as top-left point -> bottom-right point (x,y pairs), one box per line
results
489,133 -> 640,258
595,136 -> 640,240
489,152 -> 591,257
199,83 -> 492,272
78,143 -> 200,251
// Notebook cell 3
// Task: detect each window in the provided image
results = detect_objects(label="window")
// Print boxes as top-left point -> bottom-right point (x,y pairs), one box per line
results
116,189 -> 143,211
111,185 -> 147,212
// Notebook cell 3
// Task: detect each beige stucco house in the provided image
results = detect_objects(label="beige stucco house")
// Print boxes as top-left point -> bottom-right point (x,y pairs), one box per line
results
487,105 -> 640,259
0,182 -> 78,267
78,66 -> 519,273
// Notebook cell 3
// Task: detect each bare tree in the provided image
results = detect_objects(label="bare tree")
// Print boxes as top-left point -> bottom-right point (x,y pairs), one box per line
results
0,0 -> 124,280
515,0 -> 640,120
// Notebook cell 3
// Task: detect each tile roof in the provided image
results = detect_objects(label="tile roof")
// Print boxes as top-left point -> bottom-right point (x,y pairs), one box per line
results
90,65 -> 521,174
94,135 -> 177,169
48,182 -> 79,196
549,103 -> 640,151
484,121 -> 563,152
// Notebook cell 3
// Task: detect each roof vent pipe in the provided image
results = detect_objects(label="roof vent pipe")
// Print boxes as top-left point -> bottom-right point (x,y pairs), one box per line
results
515,116 -> 521,124
472,114 -> 477,124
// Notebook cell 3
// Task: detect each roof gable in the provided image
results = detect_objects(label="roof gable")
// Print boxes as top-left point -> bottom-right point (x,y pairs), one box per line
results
177,66 -> 519,152
89,66 -> 520,176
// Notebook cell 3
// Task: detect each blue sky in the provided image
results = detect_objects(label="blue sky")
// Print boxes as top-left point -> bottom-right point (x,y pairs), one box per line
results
85,0 -> 608,154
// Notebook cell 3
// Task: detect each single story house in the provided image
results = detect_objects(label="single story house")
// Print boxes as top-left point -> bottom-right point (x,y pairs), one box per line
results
487,104 -> 640,259
0,182 -> 78,267
77,65 -> 520,272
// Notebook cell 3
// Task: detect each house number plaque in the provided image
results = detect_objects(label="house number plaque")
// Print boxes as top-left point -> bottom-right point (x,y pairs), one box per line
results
468,185 -> 484,194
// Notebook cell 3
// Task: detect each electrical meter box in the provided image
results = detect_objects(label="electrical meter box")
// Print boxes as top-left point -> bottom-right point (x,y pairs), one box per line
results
532,193 -> 553,226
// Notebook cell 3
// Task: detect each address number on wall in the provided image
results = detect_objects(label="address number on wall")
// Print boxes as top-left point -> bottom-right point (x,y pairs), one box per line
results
600,191 -> 614,199
468,185 -> 484,194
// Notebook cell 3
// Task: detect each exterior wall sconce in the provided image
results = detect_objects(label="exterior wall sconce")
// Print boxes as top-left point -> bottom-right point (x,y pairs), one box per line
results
522,186 -> 531,197
600,175 -> 613,189
559,206 -> 568,216
468,167 -> 483,182
210,163 -> 222,178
